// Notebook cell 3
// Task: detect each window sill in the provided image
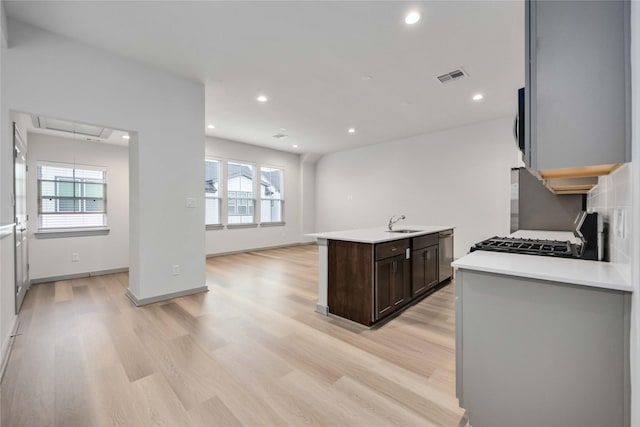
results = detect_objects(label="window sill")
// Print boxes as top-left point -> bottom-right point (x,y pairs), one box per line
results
34,227 -> 110,239
206,224 -> 224,231
226,223 -> 259,229
260,222 -> 286,227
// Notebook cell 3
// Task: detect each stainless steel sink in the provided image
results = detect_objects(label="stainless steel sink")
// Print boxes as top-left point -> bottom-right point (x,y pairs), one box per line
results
386,229 -> 422,233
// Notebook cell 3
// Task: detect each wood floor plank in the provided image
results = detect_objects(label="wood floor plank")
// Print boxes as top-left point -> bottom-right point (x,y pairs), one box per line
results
2,244 -> 464,427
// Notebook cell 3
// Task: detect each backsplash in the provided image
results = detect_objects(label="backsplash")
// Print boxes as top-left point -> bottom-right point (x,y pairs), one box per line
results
587,163 -> 633,282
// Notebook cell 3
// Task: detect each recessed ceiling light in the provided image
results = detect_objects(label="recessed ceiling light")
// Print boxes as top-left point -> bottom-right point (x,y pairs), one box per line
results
472,93 -> 484,101
122,135 -> 130,140
257,95 -> 268,103
292,144 -> 298,148
405,11 -> 420,25
348,128 -> 356,134
361,75 -> 373,81
207,124 -> 215,129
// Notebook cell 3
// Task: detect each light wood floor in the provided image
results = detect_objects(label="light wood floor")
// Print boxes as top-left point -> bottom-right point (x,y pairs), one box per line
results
1,244 -> 464,427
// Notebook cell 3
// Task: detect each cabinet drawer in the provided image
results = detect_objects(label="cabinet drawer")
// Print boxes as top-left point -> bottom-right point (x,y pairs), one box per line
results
412,233 -> 438,250
376,239 -> 409,260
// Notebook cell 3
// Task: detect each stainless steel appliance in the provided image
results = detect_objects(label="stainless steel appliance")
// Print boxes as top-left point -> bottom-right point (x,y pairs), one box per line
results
470,236 -> 580,258
439,230 -> 453,282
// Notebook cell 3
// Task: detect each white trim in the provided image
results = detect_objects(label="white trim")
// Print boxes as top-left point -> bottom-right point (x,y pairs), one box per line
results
206,241 -> 315,258
36,159 -> 107,172
34,227 -> 110,238
226,223 -> 258,229
126,285 -> 209,306
29,267 -> 128,284
259,221 -> 286,227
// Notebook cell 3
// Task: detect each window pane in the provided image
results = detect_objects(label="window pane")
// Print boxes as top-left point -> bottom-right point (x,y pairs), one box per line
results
228,162 -> 254,195
260,167 -> 283,200
40,181 -> 57,197
205,160 -> 221,225
205,160 -> 220,194
261,200 -> 282,222
82,183 -> 104,198
56,181 -> 74,197
84,199 -> 106,213
227,162 -> 254,223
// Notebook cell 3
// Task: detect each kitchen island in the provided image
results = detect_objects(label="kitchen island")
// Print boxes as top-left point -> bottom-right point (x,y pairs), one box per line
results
453,237 -> 632,427
307,225 -> 454,326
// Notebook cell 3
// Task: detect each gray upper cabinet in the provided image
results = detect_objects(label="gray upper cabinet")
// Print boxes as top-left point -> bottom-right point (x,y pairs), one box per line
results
526,0 -> 631,173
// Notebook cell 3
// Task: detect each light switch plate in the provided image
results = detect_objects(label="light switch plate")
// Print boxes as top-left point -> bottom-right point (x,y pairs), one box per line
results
186,197 -> 197,208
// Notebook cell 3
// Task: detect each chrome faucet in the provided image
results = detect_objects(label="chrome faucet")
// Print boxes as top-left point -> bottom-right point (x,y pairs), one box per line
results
388,215 -> 406,231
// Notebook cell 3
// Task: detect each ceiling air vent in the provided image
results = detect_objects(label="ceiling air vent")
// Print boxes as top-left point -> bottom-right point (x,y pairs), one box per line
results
436,68 -> 468,84
272,133 -> 288,139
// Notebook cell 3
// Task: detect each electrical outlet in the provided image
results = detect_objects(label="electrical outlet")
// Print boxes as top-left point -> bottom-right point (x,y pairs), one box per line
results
172,265 -> 180,276
72,253 -> 79,262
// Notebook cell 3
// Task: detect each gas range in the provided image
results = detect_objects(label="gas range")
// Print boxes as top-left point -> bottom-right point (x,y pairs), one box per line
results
470,236 -> 582,259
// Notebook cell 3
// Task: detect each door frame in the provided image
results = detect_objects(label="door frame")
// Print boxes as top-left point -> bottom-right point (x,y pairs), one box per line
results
13,122 -> 29,314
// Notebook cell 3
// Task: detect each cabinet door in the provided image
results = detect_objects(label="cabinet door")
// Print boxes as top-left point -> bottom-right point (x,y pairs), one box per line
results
412,246 -> 439,296
528,0 -> 630,170
375,255 -> 410,320
375,257 -> 395,319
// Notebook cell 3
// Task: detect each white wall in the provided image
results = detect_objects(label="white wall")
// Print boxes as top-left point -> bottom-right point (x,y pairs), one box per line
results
26,133 -> 129,281
316,117 -> 520,259
205,136 -> 303,255
300,155 -> 317,243
1,17 -> 205,343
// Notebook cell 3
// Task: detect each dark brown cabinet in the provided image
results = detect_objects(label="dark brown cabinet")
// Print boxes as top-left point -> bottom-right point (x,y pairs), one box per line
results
412,245 -> 439,296
411,233 -> 440,296
375,254 -> 410,320
327,231 -> 453,326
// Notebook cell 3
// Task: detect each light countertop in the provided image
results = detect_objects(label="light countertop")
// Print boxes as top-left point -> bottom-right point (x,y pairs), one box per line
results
306,225 -> 454,244
453,229 -> 632,292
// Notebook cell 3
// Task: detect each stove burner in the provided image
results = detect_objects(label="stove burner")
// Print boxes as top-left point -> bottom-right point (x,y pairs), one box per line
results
470,236 -> 581,258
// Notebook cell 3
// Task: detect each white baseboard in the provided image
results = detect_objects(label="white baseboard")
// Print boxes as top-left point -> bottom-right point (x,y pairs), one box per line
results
126,285 -> 209,306
206,241 -> 316,258
30,267 -> 129,285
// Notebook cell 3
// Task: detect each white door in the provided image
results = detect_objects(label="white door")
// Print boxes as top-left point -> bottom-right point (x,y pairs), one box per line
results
14,123 -> 29,313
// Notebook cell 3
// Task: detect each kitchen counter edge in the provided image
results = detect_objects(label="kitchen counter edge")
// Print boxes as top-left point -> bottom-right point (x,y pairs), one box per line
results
452,251 -> 632,293
306,225 -> 454,244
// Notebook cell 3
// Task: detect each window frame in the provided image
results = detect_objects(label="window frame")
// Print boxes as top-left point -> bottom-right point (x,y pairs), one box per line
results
205,157 -> 223,228
259,164 -> 285,225
36,161 -> 108,232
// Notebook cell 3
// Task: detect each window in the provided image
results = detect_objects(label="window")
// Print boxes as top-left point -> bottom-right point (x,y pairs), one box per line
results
38,162 -> 107,229
205,159 -> 221,225
227,162 -> 255,224
260,166 -> 283,223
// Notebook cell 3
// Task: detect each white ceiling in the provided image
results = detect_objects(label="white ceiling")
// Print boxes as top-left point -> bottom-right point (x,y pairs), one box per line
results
5,1 -> 524,155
